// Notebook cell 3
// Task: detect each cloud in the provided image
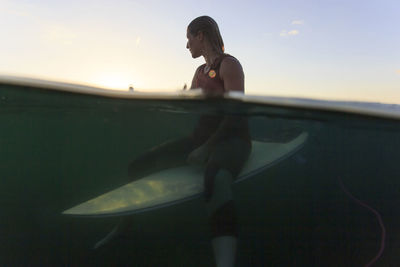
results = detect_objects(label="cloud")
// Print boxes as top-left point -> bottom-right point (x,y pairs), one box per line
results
396,70 -> 400,75
4,8 -> 29,17
0,1 -> 30,17
280,30 -> 299,37
42,25 -> 77,45
292,20 -> 304,25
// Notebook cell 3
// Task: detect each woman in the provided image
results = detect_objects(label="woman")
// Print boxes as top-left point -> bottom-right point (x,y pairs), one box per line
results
96,16 -> 251,267
185,16 -> 251,267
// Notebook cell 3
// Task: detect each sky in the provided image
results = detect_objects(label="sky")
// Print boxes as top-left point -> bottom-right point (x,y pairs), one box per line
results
0,0 -> 399,103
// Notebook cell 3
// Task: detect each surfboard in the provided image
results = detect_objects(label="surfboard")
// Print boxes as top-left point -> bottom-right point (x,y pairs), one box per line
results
62,132 -> 308,217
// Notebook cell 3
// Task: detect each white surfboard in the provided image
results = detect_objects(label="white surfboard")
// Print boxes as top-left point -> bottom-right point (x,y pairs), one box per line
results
63,132 -> 308,217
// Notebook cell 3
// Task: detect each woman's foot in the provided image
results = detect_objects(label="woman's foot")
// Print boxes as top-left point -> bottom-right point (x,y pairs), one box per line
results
93,218 -> 129,249
212,236 -> 237,267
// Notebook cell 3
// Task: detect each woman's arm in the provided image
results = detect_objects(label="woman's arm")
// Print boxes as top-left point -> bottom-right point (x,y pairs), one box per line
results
220,57 -> 244,93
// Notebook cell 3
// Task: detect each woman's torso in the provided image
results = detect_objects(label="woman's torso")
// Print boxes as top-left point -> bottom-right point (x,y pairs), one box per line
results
191,54 -> 250,146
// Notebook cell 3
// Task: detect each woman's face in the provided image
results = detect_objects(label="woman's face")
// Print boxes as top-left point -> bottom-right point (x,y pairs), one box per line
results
186,29 -> 202,58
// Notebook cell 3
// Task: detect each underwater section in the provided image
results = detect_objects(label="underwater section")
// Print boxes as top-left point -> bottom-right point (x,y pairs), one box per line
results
1,81 -> 400,266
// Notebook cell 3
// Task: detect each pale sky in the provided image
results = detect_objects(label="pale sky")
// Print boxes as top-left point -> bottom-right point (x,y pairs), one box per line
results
0,0 -> 399,103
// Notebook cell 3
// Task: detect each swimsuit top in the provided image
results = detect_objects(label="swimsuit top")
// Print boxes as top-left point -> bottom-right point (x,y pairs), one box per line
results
191,54 -> 250,146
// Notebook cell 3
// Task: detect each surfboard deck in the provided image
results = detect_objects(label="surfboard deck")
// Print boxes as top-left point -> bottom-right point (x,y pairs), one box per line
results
63,132 -> 308,217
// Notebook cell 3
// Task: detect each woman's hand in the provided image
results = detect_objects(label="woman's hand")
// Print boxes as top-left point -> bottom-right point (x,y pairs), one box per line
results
187,145 -> 211,165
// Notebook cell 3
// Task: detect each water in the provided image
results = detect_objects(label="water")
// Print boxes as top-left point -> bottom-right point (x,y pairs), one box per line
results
1,83 -> 400,266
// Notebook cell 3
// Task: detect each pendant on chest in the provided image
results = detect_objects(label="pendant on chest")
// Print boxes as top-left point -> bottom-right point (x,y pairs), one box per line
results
208,69 -> 216,78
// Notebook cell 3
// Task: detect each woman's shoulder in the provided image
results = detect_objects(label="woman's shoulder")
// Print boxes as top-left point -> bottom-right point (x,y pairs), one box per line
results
221,54 -> 241,64
220,54 -> 243,74
193,64 -> 206,76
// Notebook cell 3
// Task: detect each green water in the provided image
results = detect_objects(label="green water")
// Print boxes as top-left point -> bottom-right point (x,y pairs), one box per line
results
1,84 -> 400,266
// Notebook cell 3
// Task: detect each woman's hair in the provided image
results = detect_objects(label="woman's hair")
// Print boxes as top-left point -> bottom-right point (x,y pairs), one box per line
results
188,16 -> 225,54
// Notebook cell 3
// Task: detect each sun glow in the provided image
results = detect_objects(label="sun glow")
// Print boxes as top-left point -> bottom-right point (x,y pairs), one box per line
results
90,72 -> 141,91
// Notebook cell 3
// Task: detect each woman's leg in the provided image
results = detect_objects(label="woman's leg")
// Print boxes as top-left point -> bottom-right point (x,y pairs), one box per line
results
127,136 -> 195,181
204,139 -> 251,267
